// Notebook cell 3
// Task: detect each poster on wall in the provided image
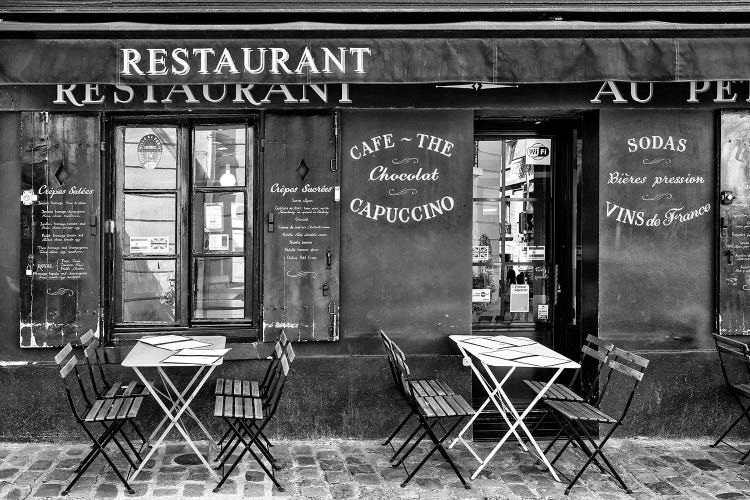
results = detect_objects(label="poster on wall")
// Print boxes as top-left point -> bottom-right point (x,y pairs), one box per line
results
598,110 -> 713,349
19,113 -> 101,347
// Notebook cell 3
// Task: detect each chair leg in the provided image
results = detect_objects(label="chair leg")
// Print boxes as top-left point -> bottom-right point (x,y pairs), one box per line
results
64,420 -> 134,496
712,397 -> 750,456
389,419 -> 426,463
383,410 -> 414,446
392,424 -> 431,467
237,419 -> 278,469
214,418 -> 283,493
563,421 -> 628,495
400,416 -> 469,489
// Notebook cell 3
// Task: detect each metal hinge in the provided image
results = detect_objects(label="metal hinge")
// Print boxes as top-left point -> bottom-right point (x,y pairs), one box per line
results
100,141 -> 105,152
259,136 -> 265,153
332,113 -> 339,139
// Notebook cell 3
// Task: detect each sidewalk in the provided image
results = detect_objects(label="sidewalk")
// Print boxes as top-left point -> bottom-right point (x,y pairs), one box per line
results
1,437 -> 749,499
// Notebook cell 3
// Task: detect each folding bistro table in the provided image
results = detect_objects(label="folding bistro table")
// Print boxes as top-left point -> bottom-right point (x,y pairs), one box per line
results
121,335 -> 230,481
448,335 -> 579,481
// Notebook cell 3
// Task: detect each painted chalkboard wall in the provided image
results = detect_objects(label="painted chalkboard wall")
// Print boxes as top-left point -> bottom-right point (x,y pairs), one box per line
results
340,110 -> 473,353
598,110 -> 714,350
19,112 -> 101,348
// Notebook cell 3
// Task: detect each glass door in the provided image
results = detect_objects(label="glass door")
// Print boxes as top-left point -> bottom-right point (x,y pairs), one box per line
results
472,137 -> 553,335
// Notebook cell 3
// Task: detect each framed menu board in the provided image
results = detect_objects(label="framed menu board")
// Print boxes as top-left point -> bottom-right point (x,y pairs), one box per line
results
19,112 -> 101,347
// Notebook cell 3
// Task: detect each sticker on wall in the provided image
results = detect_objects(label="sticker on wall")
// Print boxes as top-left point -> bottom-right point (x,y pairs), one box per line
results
208,234 -> 230,251
525,139 -> 551,165
472,245 -> 490,263
231,202 -> 244,228
204,202 -> 224,231
472,288 -> 491,303
537,304 -> 549,321
510,284 -> 530,312
129,236 -> 169,254
137,134 -> 163,170
523,245 -> 546,260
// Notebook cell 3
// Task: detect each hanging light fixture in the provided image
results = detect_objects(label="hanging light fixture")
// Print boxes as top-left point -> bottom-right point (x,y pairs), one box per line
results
219,163 -> 236,186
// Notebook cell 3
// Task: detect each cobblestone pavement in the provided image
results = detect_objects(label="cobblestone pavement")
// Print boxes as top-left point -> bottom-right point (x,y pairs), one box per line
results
1,437 -> 750,499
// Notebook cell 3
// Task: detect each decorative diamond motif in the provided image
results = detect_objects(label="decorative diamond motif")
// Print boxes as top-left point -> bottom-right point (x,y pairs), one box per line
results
296,159 -> 309,180
54,161 -> 69,185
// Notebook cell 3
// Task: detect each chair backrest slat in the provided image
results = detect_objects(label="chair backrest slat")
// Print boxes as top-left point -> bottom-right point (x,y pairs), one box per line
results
611,347 -> 649,368
79,329 -> 96,346
54,344 -> 73,365
581,344 -> 608,363
83,339 -> 99,359
281,354 -> 290,376
608,359 -> 644,381
286,343 -> 296,364
279,329 -> 288,345
714,334 -> 750,359
585,334 -> 614,351
60,356 -> 77,379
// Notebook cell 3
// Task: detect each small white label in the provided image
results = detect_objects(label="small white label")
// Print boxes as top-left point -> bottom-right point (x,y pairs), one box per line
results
510,284 -> 530,312
204,202 -> 224,231
525,139 -> 551,165
472,245 -> 489,263
472,288 -> 491,303
208,233 -> 230,251
334,186 -> 341,202
538,304 -> 549,321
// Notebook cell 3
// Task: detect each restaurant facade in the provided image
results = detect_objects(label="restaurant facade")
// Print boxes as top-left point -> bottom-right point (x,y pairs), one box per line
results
0,7 -> 748,440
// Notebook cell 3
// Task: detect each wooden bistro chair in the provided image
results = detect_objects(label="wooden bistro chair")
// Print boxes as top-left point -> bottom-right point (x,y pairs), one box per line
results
214,331 -> 290,454
389,341 -> 474,489
523,334 -> 615,435
55,344 -> 144,495
711,334 -> 750,463
380,330 -> 457,461
212,343 -> 295,493
542,347 -> 649,495
79,330 -> 149,445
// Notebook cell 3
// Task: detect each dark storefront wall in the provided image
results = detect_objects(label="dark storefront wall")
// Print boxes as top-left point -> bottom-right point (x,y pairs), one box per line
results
0,80 -> 743,439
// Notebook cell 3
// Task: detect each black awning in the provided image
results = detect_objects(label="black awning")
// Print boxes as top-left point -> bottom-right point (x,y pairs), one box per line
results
1,33 -> 749,85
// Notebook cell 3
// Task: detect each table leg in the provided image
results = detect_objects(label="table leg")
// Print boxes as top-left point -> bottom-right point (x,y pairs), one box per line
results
448,346 -> 528,463
159,367 -> 216,444
147,366 -> 208,443
471,367 -> 565,481
129,365 -> 220,481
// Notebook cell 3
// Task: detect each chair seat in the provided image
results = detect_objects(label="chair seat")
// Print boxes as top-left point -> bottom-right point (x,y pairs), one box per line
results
416,394 -> 474,418
732,383 -> 750,397
214,394 -> 265,420
215,378 -> 261,398
410,379 -> 456,398
523,380 -> 584,401
545,400 -> 616,424
104,380 -> 152,398
84,396 -> 143,422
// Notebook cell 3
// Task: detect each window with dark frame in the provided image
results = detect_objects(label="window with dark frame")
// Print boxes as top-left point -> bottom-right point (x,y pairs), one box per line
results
111,120 -> 257,336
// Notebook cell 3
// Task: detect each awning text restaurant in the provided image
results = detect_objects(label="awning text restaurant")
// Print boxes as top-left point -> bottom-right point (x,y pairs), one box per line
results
0,18 -> 748,440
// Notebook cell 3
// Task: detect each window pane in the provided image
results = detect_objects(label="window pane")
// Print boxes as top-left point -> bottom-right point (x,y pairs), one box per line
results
474,140 -> 503,198
123,127 -> 177,189
124,194 -> 176,255
193,192 -> 245,253
194,257 -> 245,319
194,126 -> 246,187
122,260 -> 176,322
